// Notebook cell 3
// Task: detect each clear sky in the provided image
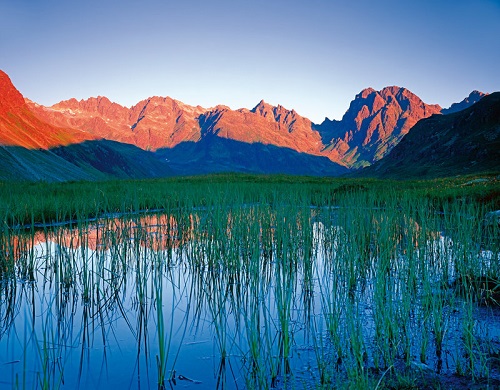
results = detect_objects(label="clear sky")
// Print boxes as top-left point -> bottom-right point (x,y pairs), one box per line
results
1,0 -> 499,123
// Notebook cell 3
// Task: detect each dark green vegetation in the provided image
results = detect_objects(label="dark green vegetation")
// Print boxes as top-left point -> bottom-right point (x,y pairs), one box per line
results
0,140 -> 174,182
361,92 -> 500,178
1,173 -> 499,226
1,174 -> 499,389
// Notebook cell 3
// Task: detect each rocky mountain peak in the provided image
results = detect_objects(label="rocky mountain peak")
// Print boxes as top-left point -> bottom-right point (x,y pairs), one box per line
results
0,70 -> 96,150
52,96 -> 127,118
250,100 -> 303,128
319,86 -> 442,168
357,87 -> 376,100
380,85 -> 407,97
251,99 -> 275,117
469,90 -> 486,99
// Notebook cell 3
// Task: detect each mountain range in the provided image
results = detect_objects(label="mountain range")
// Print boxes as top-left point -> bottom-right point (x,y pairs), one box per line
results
0,69 -> 497,180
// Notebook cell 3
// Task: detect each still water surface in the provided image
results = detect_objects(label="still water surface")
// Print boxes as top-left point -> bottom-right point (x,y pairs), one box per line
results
1,210 -> 499,389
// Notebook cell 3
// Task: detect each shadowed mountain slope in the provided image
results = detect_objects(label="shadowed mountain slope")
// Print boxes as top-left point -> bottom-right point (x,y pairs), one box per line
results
0,140 -> 175,182
156,137 -> 348,176
51,140 -> 175,179
0,145 -> 101,181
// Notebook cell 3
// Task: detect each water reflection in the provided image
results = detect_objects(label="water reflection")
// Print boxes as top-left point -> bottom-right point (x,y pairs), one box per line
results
1,207 -> 499,389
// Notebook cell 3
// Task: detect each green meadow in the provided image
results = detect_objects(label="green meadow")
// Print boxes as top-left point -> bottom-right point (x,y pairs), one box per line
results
0,174 -> 499,389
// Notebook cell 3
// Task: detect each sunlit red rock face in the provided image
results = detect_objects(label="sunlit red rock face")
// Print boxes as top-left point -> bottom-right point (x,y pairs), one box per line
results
318,86 -> 442,168
362,92 -> 500,178
0,70 -> 95,149
199,100 -> 323,155
28,94 -> 327,157
28,96 -> 205,150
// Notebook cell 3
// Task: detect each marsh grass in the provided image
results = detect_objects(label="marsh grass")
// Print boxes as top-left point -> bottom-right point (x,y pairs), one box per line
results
0,174 -> 499,389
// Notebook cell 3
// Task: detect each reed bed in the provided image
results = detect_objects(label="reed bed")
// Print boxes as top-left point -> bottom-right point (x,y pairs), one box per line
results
0,174 -> 499,389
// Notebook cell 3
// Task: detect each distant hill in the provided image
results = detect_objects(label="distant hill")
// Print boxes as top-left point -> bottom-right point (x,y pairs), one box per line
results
442,91 -> 486,115
359,92 -> 500,178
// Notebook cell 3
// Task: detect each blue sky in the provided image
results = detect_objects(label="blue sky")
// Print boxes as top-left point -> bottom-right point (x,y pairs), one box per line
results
1,0 -> 499,123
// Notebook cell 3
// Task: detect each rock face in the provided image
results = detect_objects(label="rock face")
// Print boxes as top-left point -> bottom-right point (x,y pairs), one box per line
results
360,92 -> 500,178
0,71 -> 26,113
198,100 -> 323,155
31,97 -> 326,155
30,96 -> 205,150
317,87 -> 442,168
161,100 -> 346,176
